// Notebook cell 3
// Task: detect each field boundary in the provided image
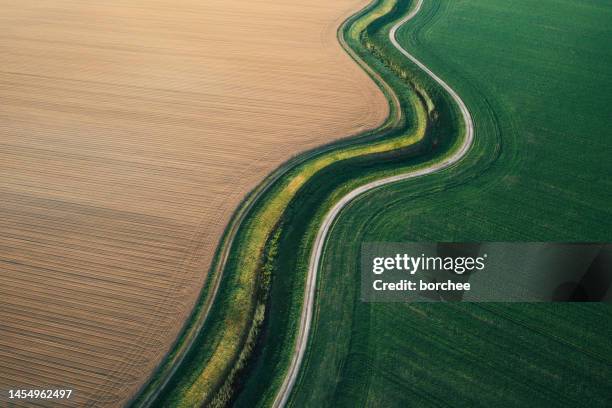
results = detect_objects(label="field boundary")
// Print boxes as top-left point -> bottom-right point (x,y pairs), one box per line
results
129,2 -> 404,406
132,0 -> 471,405
271,0 -> 474,405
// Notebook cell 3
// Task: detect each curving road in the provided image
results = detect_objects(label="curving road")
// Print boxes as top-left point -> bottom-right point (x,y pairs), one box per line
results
272,0 -> 474,406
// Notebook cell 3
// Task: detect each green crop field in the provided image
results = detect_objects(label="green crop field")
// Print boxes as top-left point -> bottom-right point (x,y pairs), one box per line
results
290,0 -> 612,407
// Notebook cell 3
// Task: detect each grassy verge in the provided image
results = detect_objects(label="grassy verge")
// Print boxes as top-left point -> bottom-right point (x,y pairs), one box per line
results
131,0 -> 472,406
231,0 -> 470,406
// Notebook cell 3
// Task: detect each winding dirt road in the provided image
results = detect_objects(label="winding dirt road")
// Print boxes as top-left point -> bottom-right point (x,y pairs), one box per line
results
272,0 -> 474,406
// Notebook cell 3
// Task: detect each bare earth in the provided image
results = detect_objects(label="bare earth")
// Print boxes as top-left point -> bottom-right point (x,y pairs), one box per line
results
0,0 -> 386,406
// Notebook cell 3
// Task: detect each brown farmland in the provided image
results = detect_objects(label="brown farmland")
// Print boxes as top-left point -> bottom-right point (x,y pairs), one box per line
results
0,0 -> 387,406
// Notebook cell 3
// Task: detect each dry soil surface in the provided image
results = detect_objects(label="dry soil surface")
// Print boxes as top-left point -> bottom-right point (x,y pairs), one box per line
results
0,0 -> 387,406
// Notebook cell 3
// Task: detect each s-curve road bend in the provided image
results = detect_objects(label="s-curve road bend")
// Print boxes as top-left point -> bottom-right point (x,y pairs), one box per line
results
272,0 -> 474,406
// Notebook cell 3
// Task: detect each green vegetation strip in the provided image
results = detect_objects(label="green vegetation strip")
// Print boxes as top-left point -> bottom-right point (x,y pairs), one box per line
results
132,0 -> 469,406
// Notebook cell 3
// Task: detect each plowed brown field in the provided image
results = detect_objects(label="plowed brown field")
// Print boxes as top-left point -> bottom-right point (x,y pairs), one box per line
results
0,0 -> 386,406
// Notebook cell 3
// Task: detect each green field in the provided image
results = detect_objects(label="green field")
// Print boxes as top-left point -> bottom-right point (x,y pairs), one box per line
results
290,0 -> 612,406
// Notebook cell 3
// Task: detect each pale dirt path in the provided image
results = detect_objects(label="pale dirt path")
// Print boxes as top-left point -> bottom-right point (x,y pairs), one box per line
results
272,0 -> 474,406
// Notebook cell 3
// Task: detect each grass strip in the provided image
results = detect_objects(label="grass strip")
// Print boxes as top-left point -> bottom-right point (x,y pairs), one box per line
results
132,0 -> 466,406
